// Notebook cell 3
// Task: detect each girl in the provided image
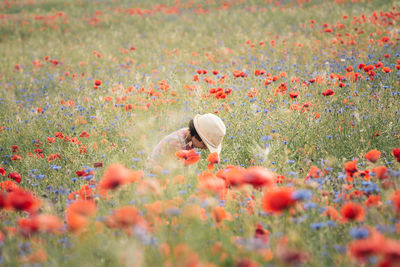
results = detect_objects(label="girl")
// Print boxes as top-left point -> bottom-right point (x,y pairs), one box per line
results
147,113 -> 226,171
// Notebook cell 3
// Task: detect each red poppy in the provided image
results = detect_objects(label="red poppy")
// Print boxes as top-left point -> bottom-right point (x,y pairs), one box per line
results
55,132 -> 63,139
18,214 -> 63,237
94,162 -> 103,168
17,218 -> 40,237
392,190 -> 400,213
289,91 -> 299,99
393,148 -> 400,162
322,89 -> 334,96
233,70 -> 247,78
344,159 -> 358,179
79,131 -> 90,138
0,167 -> 5,176
363,65 -> 374,72
99,164 -> 143,190
207,152 -> 219,170
306,166 -> 323,180
373,166 -> 387,179
262,187 -> 295,214
175,149 -> 201,166
197,172 -> 225,194
382,67 -> 392,73
66,212 -> 89,233
11,155 -> 22,161
211,206 -> 232,226
364,149 -> 381,163
381,239 -> 400,266
66,200 -> 97,233
255,69 -> 266,76
67,199 -> 96,216
94,80 -> 102,86
0,180 -> 19,192
145,201 -> 163,216
254,223 -> 269,243
216,166 -> 245,187
0,192 -> 7,209
8,172 -> 21,183
243,167 -> 276,188
349,190 -> 363,200
6,189 -> 41,213
47,154 -> 61,161
196,69 -> 207,75
105,206 -> 145,229
325,206 -> 339,220
365,195 -> 381,207
348,230 -> 385,262
198,171 -> 214,183
276,237 -> 309,265
76,169 -> 92,177
67,185 -> 94,201
340,202 -> 364,222
36,214 -> 63,233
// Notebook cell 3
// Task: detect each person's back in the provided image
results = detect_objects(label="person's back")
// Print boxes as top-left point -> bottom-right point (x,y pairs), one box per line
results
147,127 -> 193,170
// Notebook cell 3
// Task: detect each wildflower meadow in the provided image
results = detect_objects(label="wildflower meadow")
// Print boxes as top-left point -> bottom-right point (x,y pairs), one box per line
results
1,0 -> 400,266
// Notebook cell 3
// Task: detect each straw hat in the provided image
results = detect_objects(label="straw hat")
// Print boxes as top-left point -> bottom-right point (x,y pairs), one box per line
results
193,113 -> 226,155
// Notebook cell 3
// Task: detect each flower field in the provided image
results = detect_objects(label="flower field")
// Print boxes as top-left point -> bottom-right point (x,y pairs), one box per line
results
0,0 -> 400,266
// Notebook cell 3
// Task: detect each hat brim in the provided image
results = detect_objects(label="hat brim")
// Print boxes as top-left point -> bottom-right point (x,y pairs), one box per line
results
193,114 -> 222,155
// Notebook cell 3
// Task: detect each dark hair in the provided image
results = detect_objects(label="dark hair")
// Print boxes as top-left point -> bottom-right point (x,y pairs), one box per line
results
188,119 -> 203,142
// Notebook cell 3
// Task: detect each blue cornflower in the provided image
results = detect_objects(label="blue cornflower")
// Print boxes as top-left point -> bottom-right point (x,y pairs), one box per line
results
292,190 -> 312,201
349,227 -> 369,239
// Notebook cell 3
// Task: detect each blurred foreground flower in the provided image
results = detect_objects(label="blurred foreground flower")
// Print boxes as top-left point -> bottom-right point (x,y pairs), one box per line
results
5,189 -> 41,214
391,190 -> 400,213
243,167 -> 276,188
275,237 -> 309,266
175,149 -> 201,165
105,206 -> 147,235
212,206 -> 232,226
216,165 -> 276,189
198,172 -> 225,194
99,164 -> 143,190
348,229 -> 385,263
262,187 -> 295,214
65,200 -> 97,233
18,214 -> 63,237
